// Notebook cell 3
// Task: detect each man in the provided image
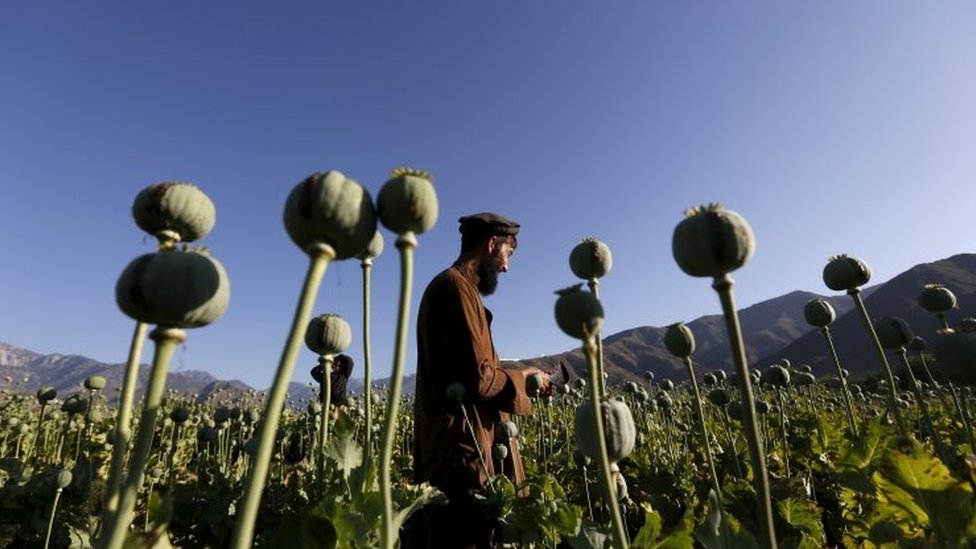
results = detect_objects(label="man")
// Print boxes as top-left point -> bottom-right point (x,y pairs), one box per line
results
409,212 -> 551,548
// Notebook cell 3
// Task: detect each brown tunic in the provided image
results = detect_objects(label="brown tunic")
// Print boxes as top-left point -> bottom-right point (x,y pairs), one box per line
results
410,262 -> 532,547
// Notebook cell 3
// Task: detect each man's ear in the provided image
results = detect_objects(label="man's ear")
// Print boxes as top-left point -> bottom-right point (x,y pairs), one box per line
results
484,235 -> 500,254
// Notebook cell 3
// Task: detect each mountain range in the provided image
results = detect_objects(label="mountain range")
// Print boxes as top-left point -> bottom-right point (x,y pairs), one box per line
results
2,254 -> 973,404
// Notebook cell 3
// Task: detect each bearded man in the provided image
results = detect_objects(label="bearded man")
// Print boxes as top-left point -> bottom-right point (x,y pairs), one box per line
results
408,212 -> 551,549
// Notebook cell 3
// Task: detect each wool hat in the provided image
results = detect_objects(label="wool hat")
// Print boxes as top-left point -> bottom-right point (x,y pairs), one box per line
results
458,212 -> 520,237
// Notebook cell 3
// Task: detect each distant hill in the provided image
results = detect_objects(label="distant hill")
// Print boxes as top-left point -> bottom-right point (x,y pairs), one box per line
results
0,341 -> 415,406
3,253 -> 973,400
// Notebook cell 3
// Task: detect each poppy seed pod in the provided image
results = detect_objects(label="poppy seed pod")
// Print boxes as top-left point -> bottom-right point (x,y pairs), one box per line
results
919,284 -> 957,313
376,167 -> 438,235
762,365 -> 791,387
574,399 -> 636,463
495,420 -> 519,441
357,230 -> 385,262
569,237 -> 613,280
934,331 -> 976,386
84,376 -> 106,391
874,316 -> 914,350
707,387 -> 731,406
283,170 -> 378,259
36,387 -> 57,403
492,443 -> 509,461
960,318 -> 976,333
908,336 -> 927,352
170,407 -> 191,423
116,249 -> 230,328
132,181 -> 216,244
823,254 -> 872,292
659,379 -> 675,392
304,313 -> 352,356
554,284 -> 604,340
663,322 -> 695,359
672,203 -> 755,278
57,469 -> 73,489
526,373 -> 544,397
795,372 -> 816,386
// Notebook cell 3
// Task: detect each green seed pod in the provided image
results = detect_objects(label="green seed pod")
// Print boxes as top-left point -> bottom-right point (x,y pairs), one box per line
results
799,364 -> 813,373
116,249 -> 230,328
57,469 -> 73,489
170,407 -> 190,423
762,365 -> 791,387
574,399 -> 637,463
36,386 -> 57,404
934,331 -> 976,386
554,284 -> 604,340
908,336 -> 927,352
304,313 -> 352,356
357,229 -> 385,261
86,408 -> 103,423
755,400 -> 770,415
132,181 -> 216,244
495,420 -> 519,441
376,167 -> 438,235
795,372 -> 816,386
84,375 -> 106,391
7,417 -> 20,428
672,203 -> 755,278
644,371 -> 655,382
659,379 -> 675,392
214,406 -> 233,424
569,237 -> 613,280
874,316 -> 914,350
446,382 -> 466,402
61,396 -> 88,415
492,443 -> 509,461
707,387 -> 731,406
283,170 -> 378,259
919,283 -> 957,313
823,254 -> 872,292
663,322 -> 695,359
526,373 -> 544,397
960,318 -> 976,333
573,449 -> 592,468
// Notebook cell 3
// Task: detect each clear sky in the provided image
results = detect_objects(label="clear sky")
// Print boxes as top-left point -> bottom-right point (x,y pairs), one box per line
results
1,2 -> 974,390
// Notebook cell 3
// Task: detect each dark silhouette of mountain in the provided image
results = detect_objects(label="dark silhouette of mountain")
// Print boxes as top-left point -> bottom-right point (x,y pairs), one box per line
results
3,254 -> 972,399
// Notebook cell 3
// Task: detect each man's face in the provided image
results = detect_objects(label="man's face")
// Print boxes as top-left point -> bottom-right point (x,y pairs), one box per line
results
477,237 -> 515,296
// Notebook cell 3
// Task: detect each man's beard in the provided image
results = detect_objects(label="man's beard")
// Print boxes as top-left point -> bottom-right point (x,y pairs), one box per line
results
477,255 -> 503,295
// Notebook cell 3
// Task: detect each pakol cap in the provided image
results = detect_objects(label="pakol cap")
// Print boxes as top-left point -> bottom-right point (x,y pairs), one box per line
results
458,212 -> 520,238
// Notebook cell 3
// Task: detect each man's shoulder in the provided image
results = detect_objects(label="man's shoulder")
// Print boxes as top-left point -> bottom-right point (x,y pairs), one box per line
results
423,266 -> 474,301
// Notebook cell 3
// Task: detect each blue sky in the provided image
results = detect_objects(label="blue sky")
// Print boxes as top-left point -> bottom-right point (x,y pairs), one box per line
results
1,2 -> 974,390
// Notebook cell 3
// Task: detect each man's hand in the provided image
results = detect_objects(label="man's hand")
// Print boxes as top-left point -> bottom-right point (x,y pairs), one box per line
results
523,367 -> 553,397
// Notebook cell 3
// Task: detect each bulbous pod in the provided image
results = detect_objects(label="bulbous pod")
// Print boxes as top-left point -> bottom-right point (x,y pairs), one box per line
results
304,313 -> 352,356
934,331 -> 976,386
526,373 -> 545,397
761,365 -> 791,387
170,407 -> 191,423
702,372 -> 717,387
116,249 -> 230,328
874,316 -> 914,350
795,372 -> 816,386
132,182 -> 216,243
62,396 -> 88,414
708,387 -> 731,406
554,284 -> 604,340
36,387 -> 57,403
663,322 -> 695,359
569,237 -> 613,280
574,398 -> 637,463
495,420 -> 519,441
823,254 -> 872,292
727,400 -> 744,421
376,167 -> 438,234
799,364 -> 813,373
755,400 -> 770,415
672,203 -> 755,278
779,359 -> 791,369
919,284 -> 957,313
283,170 -> 378,259
446,382 -> 466,402
84,375 -> 106,391
357,230 -> 385,261
908,336 -> 927,352
492,443 -> 509,461
57,469 -> 73,489
659,379 -> 675,392
960,318 -> 976,333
